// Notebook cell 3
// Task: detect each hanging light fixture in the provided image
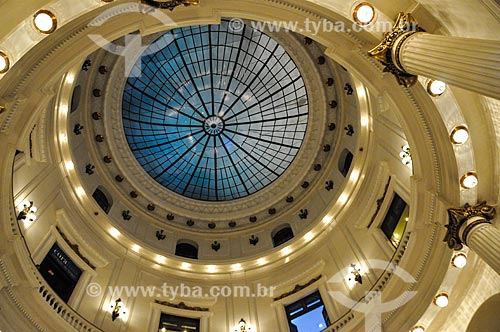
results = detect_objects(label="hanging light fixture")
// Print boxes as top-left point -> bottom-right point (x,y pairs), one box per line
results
33,10 -> 58,34
410,326 -> 425,332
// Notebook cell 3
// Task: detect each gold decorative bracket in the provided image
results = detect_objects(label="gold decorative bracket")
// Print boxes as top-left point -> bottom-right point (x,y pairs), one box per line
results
368,12 -> 424,87
140,0 -> 199,10
444,202 -> 496,250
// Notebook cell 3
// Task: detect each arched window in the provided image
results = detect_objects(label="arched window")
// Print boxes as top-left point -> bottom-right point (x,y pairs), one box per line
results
175,240 -> 198,259
70,85 -> 81,112
338,148 -> 353,177
92,186 -> 113,214
272,224 -> 294,247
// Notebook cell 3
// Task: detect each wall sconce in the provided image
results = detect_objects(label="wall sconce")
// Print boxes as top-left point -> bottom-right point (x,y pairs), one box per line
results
234,318 -> 253,331
110,298 -> 127,321
17,200 -> 37,222
348,263 -> 363,285
399,144 -> 412,167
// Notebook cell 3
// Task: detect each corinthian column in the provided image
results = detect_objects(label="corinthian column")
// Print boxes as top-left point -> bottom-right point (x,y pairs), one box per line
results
445,202 -> 500,275
369,13 -> 500,100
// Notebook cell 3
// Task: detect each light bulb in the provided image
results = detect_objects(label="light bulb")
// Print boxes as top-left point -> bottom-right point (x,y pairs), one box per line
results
33,10 -> 57,34
0,52 -> 9,73
460,172 -> 478,189
433,293 -> 449,308
451,253 -> 467,268
450,126 -> 469,144
427,80 -> 447,96
353,2 -> 376,25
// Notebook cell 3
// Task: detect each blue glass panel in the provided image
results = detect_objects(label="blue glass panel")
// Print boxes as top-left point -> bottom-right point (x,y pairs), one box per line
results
291,306 -> 327,332
122,19 -> 309,201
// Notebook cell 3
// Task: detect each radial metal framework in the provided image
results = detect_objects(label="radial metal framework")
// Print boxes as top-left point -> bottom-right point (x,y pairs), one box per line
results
122,20 -> 309,201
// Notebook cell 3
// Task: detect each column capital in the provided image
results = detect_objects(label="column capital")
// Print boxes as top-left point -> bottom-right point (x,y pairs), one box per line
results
444,201 -> 496,250
368,12 -> 424,87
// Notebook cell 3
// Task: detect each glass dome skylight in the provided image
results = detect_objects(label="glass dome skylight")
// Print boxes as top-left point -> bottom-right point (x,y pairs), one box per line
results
122,19 -> 309,201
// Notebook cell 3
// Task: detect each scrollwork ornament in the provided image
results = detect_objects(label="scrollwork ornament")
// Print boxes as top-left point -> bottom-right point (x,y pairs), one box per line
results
444,201 -> 496,250
368,12 -> 424,87
140,0 -> 199,10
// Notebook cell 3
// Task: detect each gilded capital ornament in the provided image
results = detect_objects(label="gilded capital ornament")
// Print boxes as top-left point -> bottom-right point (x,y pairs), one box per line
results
444,201 -> 496,250
140,0 -> 199,10
368,12 -> 424,87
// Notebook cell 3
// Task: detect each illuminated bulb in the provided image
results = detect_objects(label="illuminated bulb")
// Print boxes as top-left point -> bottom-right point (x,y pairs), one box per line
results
18,200 -> 31,211
427,80 -> 446,97
206,265 -> 217,273
131,244 -> 141,252
410,326 -> 425,332
66,74 -> 75,84
109,228 -> 120,238
33,10 -> 57,34
450,126 -> 469,144
65,161 -> 74,171
433,293 -> 449,307
257,258 -> 267,266
281,247 -> 291,255
76,187 -> 85,197
353,2 -> 376,25
231,263 -> 242,271
460,172 -> 478,189
451,253 -> 467,269
0,52 -> 9,73
156,256 -> 166,264
304,232 -> 314,242
181,262 -> 191,269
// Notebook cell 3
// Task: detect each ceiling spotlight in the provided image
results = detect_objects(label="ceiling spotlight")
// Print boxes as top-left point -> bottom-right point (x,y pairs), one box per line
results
450,126 -> 469,144
33,10 -> 57,34
410,326 -> 425,332
0,51 -> 10,74
451,252 -> 467,269
353,2 -> 376,26
427,80 -> 447,97
460,171 -> 478,189
433,292 -> 449,308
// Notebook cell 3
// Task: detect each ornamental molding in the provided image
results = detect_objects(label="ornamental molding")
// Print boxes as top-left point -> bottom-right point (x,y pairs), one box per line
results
368,12 -> 425,87
445,201 -> 496,250
140,0 -> 200,10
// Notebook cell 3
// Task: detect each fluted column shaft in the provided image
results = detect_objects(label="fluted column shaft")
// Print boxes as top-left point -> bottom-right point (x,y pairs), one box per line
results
396,32 -> 500,99
460,216 -> 500,275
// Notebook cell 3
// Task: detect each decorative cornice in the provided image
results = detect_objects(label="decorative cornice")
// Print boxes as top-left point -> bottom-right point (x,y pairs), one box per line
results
367,176 -> 391,228
273,275 -> 321,301
140,0 -> 200,10
154,300 -> 209,311
55,226 -> 96,269
445,202 -> 496,250
368,13 -> 424,87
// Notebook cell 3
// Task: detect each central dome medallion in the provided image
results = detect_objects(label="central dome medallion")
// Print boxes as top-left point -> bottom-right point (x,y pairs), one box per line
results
122,20 -> 309,201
